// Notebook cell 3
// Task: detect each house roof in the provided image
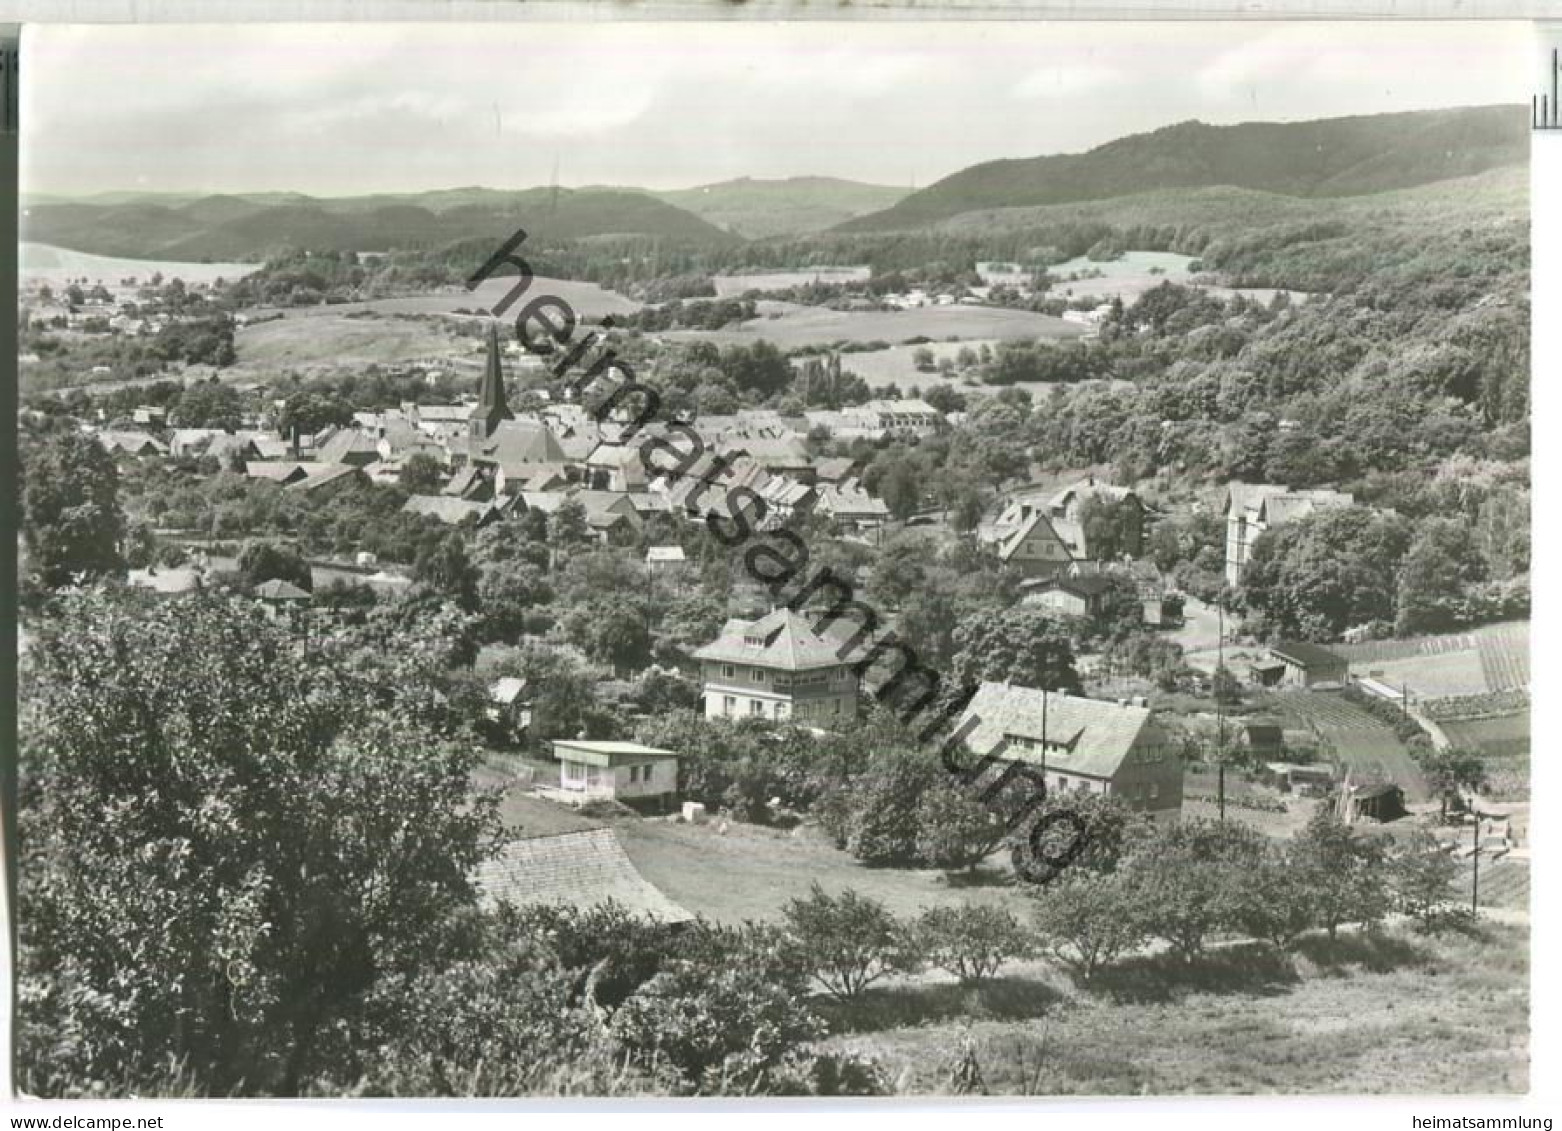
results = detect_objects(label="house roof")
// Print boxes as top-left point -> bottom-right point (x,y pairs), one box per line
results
254,578 -> 311,600
245,461 -> 309,483
959,682 -> 1163,780
474,828 -> 693,923
691,607 -> 850,671
1270,641 -> 1347,670
1039,574 -> 1116,598
285,464 -> 367,493
316,427 -> 381,465
490,676 -> 529,704
646,546 -> 687,564
552,739 -> 678,767
469,419 -> 567,467
403,495 -> 495,525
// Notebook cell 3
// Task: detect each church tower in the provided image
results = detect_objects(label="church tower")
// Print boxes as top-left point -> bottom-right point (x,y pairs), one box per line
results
469,320 -> 514,440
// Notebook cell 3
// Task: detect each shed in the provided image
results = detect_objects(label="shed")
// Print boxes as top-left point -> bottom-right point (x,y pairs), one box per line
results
550,739 -> 680,810
1349,783 -> 1407,823
1267,641 -> 1349,688
474,828 -> 693,923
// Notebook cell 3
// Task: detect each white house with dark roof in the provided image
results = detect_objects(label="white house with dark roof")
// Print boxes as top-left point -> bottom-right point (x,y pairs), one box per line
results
960,682 -> 1183,820
692,608 -> 859,726
1223,482 -> 1354,586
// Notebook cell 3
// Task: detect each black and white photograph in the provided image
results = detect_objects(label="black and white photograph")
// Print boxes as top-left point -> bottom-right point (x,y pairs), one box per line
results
6,15 -> 1548,1110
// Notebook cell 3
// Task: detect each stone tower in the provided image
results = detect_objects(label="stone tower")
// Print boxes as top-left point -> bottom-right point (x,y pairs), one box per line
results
469,320 -> 514,440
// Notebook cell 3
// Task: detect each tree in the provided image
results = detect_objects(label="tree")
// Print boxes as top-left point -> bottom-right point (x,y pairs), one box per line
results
20,430 -> 126,588
563,597 -> 652,674
950,607 -> 1081,694
399,451 -> 446,495
913,783 -> 1007,871
547,499 -> 592,560
237,539 -> 314,593
1395,519 -> 1488,635
170,381 -> 244,430
414,533 -> 479,612
1031,871 -> 1147,981
1233,842 -> 1318,952
476,557 -> 552,643
781,884 -> 915,1002
912,346 -> 936,372
1292,808 -> 1390,941
1421,747 -> 1489,819
1122,817 -> 1261,963
16,592 -> 502,1096
277,391 -> 353,439
609,963 -> 823,1094
1390,831 -> 1461,929
913,904 -> 1031,984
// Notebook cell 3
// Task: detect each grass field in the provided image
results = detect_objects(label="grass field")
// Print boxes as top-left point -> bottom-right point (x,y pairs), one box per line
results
617,816 -> 1024,925
712,267 -> 872,297
819,922 -> 1529,1095
19,241 -> 259,286
253,273 -> 641,323
232,313 -> 468,373
664,304 -> 1089,351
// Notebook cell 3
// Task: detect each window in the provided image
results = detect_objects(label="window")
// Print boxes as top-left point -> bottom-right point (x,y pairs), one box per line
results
724,696 -> 736,716
775,702 -> 789,718
628,765 -> 640,783
723,664 -> 736,680
1149,782 -> 1161,801
1056,776 -> 1068,791
750,699 -> 763,716
642,764 -> 653,785
753,668 -> 767,684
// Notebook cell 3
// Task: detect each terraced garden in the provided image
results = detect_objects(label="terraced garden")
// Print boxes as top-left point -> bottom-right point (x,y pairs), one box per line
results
1273,691 -> 1428,802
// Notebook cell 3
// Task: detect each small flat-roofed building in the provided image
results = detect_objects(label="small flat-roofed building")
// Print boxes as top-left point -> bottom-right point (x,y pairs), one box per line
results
550,739 -> 680,809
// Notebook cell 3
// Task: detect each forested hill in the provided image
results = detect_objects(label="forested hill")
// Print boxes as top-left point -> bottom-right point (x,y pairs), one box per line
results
838,105 -> 1528,233
21,187 -> 739,261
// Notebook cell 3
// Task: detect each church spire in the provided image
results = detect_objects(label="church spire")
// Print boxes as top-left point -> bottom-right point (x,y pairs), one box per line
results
470,320 -> 514,439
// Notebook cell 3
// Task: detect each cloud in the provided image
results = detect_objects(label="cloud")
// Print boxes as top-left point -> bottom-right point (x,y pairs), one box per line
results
1013,64 -> 1121,101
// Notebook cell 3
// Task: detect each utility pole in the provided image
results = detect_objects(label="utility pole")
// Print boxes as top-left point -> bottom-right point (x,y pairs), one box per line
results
1216,594 -> 1226,821
1471,813 -> 1481,917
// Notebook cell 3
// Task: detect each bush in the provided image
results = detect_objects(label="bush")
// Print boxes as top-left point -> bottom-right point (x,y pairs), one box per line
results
913,904 -> 1032,984
781,884 -> 917,1001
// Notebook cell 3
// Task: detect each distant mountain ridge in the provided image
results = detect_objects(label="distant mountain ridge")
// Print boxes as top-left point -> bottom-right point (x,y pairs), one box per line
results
21,187 -> 740,261
838,105 -> 1528,232
647,176 -> 909,238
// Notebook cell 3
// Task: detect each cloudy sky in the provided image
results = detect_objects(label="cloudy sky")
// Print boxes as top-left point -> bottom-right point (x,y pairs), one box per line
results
21,21 -> 1533,197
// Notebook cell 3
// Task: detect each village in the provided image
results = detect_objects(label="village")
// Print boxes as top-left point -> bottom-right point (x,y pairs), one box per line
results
11,41 -> 1535,1098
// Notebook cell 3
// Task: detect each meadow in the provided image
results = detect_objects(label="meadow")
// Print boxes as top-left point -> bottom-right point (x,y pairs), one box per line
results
819,922 -> 1529,1096
19,241 -> 260,287
665,303 -> 1088,351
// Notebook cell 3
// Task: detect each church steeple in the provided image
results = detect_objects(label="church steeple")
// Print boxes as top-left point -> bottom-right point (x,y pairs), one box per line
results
470,320 -> 514,439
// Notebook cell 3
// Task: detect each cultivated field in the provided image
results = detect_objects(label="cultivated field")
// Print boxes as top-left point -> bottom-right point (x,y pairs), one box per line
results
664,304 -> 1089,351
232,313 -> 469,374
820,921 -> 1528,1095
711,267 -> 872,297
1271,691 -> 1428,801
19,241 -> 260,286
261,273 -> 642,322
1335,622 -> 1530,695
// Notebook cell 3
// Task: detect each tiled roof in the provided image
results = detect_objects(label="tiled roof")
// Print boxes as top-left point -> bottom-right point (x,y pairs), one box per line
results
254,578 -> 311,600
285,464 -> 366,493
691,607 -> 850,671
1270,640 -> 1347,670
474,828 -> 693,923
959,681 -> 1162,779
402,495 -> 495,524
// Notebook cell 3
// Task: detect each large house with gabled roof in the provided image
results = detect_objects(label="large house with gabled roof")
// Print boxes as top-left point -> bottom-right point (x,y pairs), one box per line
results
692,608 -> 859,726
959,681 -> 1183,820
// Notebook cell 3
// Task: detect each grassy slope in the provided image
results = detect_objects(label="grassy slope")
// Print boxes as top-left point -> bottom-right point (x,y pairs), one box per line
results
820,923 -> 1528,1095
